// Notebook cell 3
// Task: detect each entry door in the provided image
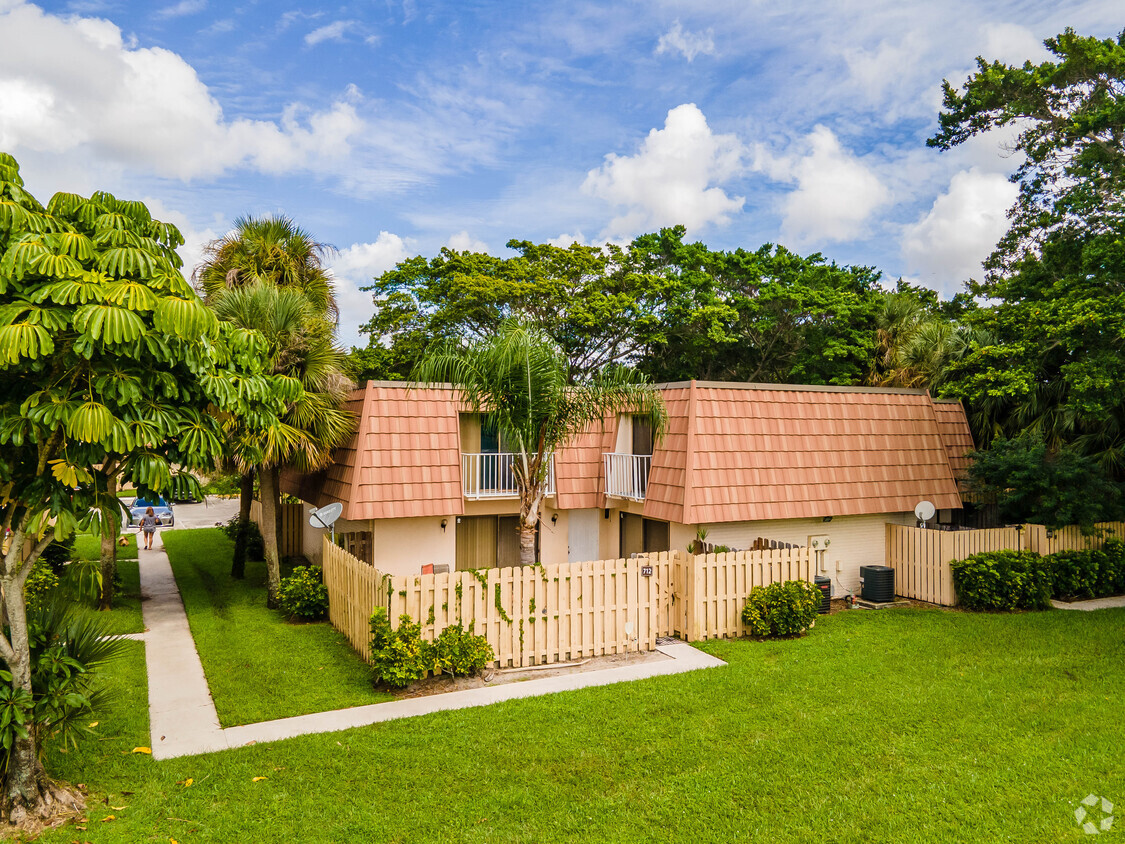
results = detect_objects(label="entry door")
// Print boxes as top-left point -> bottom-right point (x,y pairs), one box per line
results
456,516 -> 497,570
620,513 -> 644,558
568,509 -> 600,563
497,516 -> 521,567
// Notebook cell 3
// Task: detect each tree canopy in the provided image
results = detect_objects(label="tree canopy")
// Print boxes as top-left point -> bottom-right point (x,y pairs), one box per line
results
0,152 -> 282,824
357,227 -> 886,387
933,28 -> 1125,472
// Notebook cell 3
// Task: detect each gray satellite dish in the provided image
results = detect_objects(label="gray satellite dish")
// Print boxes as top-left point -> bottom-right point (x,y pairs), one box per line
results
310,502 -> 343,540
914,500 -> 936,524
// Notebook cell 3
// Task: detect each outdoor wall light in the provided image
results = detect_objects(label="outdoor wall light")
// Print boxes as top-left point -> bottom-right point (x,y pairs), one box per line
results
551,513 -> 558,525
822,516 -> 833,523
440,519 -> 447,532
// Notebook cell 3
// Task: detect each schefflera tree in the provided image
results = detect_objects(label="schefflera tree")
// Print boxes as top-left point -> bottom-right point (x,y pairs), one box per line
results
0,152 -> 283,827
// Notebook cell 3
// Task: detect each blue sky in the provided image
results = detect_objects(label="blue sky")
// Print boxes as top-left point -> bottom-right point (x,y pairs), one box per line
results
0,0 -> 1120,346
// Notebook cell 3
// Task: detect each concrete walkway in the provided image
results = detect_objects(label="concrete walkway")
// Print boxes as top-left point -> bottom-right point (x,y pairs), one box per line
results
138,532 -> 726,761
1051,595 -> 1125,611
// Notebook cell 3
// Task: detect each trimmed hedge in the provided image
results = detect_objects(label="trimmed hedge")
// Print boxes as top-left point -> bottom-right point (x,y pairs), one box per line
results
952,539 -> 1125,611
951,551 -> 1052,611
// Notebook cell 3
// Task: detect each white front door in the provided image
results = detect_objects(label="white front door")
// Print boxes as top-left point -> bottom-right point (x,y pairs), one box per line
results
568,509 -> 600,563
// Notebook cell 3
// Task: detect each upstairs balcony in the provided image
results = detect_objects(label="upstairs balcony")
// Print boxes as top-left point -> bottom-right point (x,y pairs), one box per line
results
461,452 -> 556,500
603,453 -> 652,501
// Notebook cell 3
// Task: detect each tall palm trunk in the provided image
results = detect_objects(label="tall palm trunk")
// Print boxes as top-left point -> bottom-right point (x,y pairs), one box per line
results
517,485 -> 544,567
258,465 -> 282,608
231,470 -> 254,579
97,473 -> 119,611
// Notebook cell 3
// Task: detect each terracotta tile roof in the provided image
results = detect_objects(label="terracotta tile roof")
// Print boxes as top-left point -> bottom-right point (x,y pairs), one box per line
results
554,416 -> 617,510
641,381 -> 963,523
931,399 -> 975,478
289,379 -> 966,525
283,382 -> 463,521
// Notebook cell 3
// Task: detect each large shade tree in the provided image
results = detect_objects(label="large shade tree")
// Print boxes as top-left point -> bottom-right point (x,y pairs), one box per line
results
0,153 -> 281,826
359,227 -> 885,387
932,28 -> 1125,468
413,320 -> 667,565
194,215 -> 341,579
209,284 -> 354,607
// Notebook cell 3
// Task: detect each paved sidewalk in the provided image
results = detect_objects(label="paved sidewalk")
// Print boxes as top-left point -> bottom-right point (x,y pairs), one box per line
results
139,533 -> 726,760
1051,595 -> 1125,611
138,532 -> 228,760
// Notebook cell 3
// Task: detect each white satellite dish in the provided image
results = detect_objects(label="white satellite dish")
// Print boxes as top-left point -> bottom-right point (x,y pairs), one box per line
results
914,500 -> 936,523
310,502 -> 343,539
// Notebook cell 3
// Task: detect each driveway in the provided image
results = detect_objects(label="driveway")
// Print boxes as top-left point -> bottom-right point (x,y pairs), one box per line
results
125,496 -> 240,531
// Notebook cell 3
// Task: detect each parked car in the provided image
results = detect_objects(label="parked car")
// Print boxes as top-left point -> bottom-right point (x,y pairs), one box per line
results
129,497 -> 175,528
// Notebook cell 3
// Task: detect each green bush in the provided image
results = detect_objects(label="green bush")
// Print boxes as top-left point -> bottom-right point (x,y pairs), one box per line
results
951,551 -> 1053,611
434,622 -> 494,677
39,538 -> 74,576
1049,540 -> 1125,601
220,516 -> 265,561
369,609 -> 434,688
24,561 -> 60,611
741,580 -> 821,638
0,598 -> 125,768
277,566 -> 329,620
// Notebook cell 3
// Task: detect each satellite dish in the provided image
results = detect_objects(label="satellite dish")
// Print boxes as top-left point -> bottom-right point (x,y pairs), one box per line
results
914,500 -> 936,522
310,502 -> 343,530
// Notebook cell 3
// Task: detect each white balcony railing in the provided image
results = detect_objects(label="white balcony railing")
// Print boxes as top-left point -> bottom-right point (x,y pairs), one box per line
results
461,453 -> 556,499
603,453 -> 652,501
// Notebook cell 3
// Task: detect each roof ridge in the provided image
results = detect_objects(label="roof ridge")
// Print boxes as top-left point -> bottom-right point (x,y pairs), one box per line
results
656,380 -> 930,395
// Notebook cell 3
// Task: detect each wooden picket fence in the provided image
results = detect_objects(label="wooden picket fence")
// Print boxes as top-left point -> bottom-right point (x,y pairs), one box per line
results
249,500 -> 305,558
321,539 -> 813,666
886,521 -> 1125,606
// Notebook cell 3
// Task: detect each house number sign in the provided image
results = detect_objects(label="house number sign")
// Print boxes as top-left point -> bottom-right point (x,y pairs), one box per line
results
641,565 -> 653,577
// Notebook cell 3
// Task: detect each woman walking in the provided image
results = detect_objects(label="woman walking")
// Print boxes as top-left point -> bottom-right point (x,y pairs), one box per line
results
140,506 -> 160,550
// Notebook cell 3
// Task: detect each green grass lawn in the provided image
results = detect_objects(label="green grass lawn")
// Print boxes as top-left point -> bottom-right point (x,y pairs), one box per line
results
74,533 -> 138,561
35,603 -> 1125,843
66,535 -> 144,635
161,528 -> 392,726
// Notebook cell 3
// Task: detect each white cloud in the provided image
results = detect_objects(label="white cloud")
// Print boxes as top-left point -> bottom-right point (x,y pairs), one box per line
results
583,103 -> 743,240
0,2 -> 519,195
445,231 -> 490,253
157,0 -> 205,19
754,125 -> 890,245
546,232 -> 587,247
900,167 -> 1018,292
304,20 -> 357,47
329,233 -> 413,348
0,3 -> 364,181
655,20 -> 715,62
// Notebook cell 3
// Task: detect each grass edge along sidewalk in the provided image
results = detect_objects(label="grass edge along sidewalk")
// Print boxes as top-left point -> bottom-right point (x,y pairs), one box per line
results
161,528 -> 392,727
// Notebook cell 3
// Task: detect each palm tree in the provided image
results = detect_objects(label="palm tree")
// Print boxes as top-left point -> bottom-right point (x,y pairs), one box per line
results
195,215 -> 340,578
413,320 -> 667,566
194,215 -> 338,318
210,285 -> 355,607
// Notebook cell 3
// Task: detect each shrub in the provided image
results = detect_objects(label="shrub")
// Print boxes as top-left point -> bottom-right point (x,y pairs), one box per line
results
741,580 -> 821,638
0,598 -> 125,768
434,622 -> 494,677
220,516 -> 265,561
369,609 -> 434,688
1100,538 -> 1125,595
40,537 -> 74,576
951,551 -> 1052,611
277,566 -> 329,620
1049,540 -> 1125,600
24,561 -> 60,611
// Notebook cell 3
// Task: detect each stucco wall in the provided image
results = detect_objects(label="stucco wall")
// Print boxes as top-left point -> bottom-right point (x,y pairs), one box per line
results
700,512 -> 916,596
372,516 -> 456,578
